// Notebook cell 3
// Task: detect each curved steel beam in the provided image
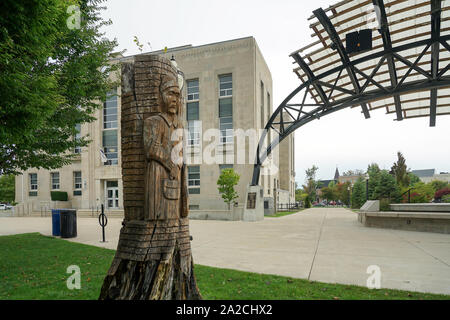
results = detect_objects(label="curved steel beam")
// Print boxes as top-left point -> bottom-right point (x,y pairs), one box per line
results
313,8 -> 371,119
251,33 -> 450,186
373,0 -> 403,121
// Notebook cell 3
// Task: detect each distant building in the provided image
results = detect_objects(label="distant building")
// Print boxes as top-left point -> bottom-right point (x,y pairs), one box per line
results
14,37 -> 295,218
411,169 -> 435,179
334,168 -> 340,181
338,175 -> 364,185
411,169 -> 450,184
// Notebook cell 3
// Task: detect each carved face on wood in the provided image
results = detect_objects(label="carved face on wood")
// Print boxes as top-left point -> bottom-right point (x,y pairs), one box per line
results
161,85 -> 181,116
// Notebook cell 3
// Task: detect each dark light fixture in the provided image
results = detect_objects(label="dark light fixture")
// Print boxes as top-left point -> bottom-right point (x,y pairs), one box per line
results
346,29 -> 372,54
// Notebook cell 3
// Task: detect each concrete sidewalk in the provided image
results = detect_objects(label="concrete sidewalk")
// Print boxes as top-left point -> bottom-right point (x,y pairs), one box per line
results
1,208 -> 449,295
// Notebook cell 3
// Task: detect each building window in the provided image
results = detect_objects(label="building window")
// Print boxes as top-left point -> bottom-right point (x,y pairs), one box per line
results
188,166 -> 200,194
51,172 -> 60,190
187,79 -> 199,101
103,90 -> 118,129
74,171 -> 82,196
219,75 -> 233,146
103,89 -> 118,165
219,74 -> 233,145
260,81 -> 265,129
187,80 -> 201,147
187,120 -> 201,146
102,130 -> 118,165
219,164 -> 233,172
219,74 -> 232,97
29,173 -> 38,190
74,123 -> 81,154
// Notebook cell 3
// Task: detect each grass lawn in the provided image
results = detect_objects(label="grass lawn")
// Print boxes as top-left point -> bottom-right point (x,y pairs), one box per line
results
1,233 -> 449,300
266,210 -> 303,218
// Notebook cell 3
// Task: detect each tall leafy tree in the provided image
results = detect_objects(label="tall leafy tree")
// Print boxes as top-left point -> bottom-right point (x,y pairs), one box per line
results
217,168 -> 240,210
303,165 -> 319,201
342,169 -> 364,176
0,0 -> 118,175
372,170 -> 401,202
367,163 -> 381,200
390,152 -> 410,188
351,177 -> 366,209
0,174 -> 15,204
335,182 -> 351,206
321,187 -> 335,202
408,172 -> 421,186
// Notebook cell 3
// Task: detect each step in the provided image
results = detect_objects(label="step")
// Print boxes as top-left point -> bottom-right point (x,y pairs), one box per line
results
390,203 -> 450,213
364,211 -> 450,219
358,210 -> 450,234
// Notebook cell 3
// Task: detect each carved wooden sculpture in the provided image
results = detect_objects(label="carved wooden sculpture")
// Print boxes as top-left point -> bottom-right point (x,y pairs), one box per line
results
99,55 -> 201,300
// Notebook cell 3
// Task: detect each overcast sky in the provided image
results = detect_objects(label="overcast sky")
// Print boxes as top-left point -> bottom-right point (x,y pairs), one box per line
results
100,0 -> 450,186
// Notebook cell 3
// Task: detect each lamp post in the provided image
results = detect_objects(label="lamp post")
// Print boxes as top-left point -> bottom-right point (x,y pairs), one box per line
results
365,173 -> 369,202
347,185 -> 351,208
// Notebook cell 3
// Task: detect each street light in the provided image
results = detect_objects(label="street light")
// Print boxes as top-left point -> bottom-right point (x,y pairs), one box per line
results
365,173 -> 369,202
347,185 -> 351,208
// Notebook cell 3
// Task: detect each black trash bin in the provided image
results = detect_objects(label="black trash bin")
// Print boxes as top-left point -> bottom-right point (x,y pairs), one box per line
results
60,209 -> 77,238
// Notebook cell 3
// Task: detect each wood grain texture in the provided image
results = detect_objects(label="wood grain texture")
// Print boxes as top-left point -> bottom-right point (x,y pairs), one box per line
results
99,54 -> 201,300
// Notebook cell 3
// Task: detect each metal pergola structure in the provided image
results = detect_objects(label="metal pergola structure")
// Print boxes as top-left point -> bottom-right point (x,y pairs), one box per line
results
251,0 -> 450,186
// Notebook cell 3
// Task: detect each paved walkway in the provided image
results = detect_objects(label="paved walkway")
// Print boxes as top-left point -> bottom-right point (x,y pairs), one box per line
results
1,208 -> 449,295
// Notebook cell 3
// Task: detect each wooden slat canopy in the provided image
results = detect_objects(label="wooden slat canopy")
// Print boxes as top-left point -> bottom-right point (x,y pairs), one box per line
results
251,0 -> 450,186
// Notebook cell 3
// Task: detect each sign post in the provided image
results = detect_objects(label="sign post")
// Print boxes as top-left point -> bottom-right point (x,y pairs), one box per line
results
98,204 -> 108,243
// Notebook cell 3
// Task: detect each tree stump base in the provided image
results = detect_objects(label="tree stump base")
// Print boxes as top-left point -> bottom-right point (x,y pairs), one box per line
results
99,219 -> 202,300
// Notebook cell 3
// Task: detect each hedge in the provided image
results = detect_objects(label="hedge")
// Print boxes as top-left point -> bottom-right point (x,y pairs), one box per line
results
50,191 -> 68,201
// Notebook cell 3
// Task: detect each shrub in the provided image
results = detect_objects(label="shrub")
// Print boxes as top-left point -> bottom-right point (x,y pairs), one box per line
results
409,182 -> 434,203
435,187 -> 450,200
430,181 -> 449,193
51,191 -> 68,201
304,196 -> 311,208
380,198 -> 391,211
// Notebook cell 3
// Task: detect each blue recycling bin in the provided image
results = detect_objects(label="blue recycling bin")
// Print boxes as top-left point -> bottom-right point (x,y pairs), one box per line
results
52,209 -> 61,236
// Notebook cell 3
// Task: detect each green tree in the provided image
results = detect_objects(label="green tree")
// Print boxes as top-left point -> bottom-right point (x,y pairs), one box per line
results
367,163 -> 381,199
351,177 -> 366,209
342,169 -> 364,176
430,180 -> 449,193
217,169 -> 240,210
321,186 -> 335,201
295,187 -> 304,203
303,165 -> 319,202
335,182 -> 351,206
409,182 -> 435,203
372,170 -> 401,202
0,174 -> 15,204
408,173 -> 421,186
304,195 -> 311,208
0,0 -> 118,175
391,152 -> 410,188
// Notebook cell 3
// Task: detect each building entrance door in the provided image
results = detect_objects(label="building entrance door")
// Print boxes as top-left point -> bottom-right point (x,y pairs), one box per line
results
105,181 -> 119,209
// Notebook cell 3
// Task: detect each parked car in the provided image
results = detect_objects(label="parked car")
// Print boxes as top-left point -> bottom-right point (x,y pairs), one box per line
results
0,204 -> 6,210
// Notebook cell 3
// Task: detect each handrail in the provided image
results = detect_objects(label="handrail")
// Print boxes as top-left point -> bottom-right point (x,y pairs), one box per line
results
401,188 -> 415,203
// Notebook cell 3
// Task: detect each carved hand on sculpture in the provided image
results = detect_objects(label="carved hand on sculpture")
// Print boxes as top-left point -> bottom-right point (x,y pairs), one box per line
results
169,165 -> 180,180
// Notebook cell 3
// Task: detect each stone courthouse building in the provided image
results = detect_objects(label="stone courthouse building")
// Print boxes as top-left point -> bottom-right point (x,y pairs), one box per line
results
15,37 -> 296,219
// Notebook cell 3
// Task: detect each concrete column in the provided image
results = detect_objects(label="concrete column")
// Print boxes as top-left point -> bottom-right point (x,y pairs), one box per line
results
243,185 -> 264,222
